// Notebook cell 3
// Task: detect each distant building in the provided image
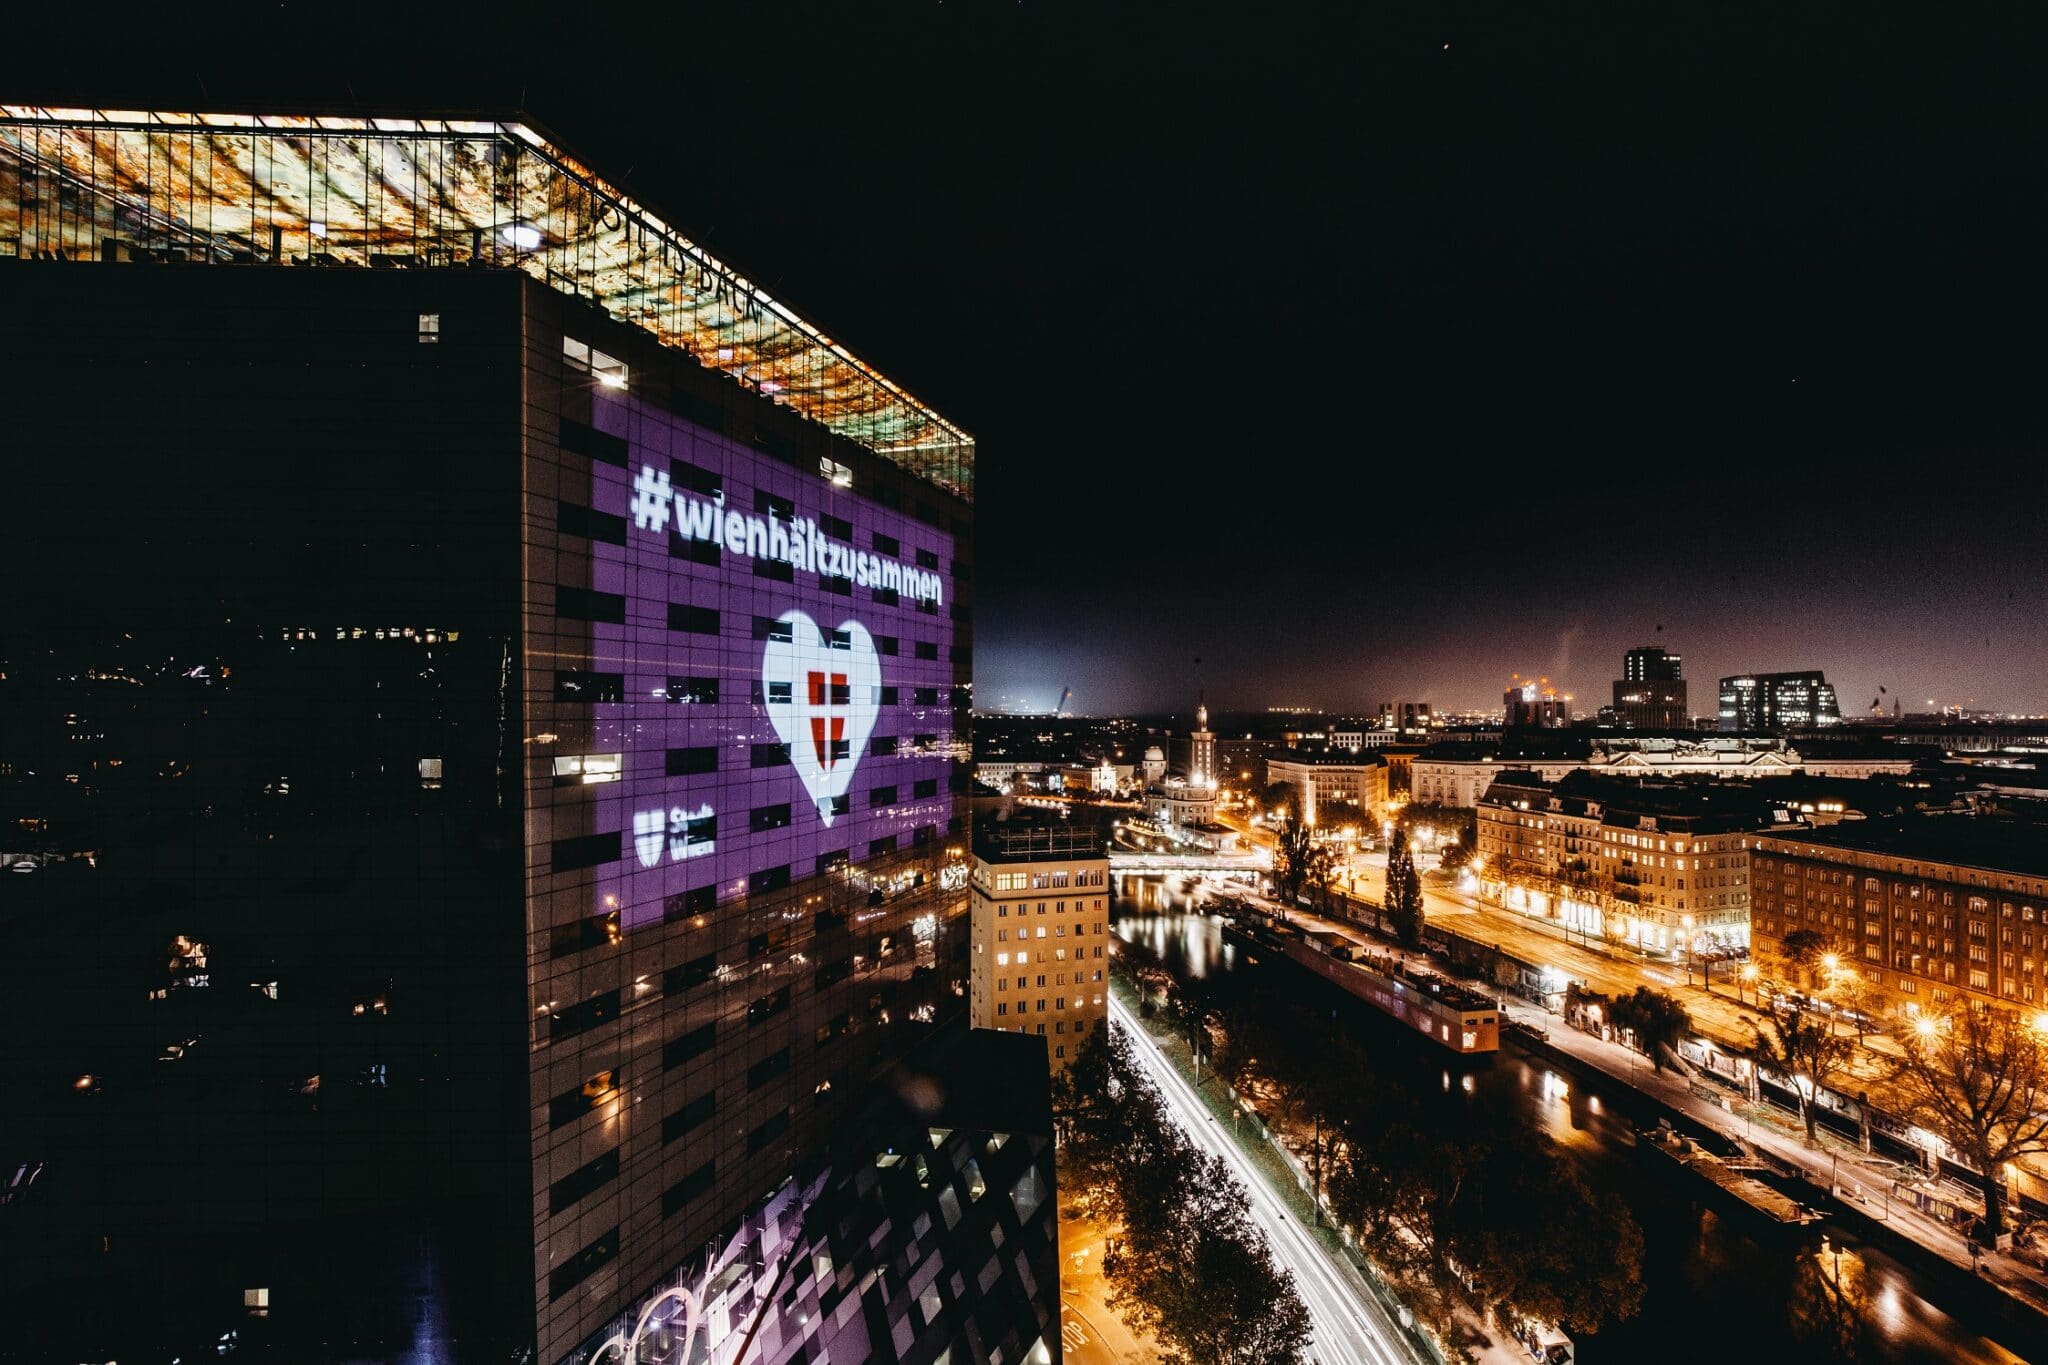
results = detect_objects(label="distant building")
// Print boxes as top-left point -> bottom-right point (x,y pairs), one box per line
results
1265,750 -> 1389,829
1139,745 -> 1167,786
1612,646 -> 1689,729
969,822 -> 1110,1070
1377,701 -> 1434,736
1504,678 -> 1569,730
1411,734 -> 1926,809
1719,670 -> 1842,732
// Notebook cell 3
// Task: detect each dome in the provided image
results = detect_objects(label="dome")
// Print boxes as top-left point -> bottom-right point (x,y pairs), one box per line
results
1143,745 -> 1165,761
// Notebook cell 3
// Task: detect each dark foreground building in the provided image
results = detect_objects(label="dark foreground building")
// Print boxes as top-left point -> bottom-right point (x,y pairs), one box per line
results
0,105 -> 1056,1364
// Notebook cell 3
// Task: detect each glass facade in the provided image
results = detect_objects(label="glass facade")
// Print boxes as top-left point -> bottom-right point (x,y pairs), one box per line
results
0,106 -> 973,497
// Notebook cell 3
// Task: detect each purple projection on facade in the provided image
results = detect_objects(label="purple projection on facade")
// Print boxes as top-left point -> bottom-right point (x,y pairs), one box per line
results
584,391 -> 956,932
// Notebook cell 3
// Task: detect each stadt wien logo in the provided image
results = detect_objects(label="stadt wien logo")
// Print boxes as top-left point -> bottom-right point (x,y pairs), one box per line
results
761,609 -> 882,826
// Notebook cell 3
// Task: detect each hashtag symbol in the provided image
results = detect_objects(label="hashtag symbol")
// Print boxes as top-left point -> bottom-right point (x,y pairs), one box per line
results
630,464 -> 674,534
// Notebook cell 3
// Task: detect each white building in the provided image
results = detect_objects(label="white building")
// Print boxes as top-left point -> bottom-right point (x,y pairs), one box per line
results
969,824 -> 1110,1070
1413,736 -> 1923,809
1265,751 -> 1389,828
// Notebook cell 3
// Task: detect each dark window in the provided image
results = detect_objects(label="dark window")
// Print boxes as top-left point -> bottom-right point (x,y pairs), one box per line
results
551,832 -> 618,873
872,531 -> 900,556
669,456 -> 722,495
555,670 -> 625,704
914,824 -> 937,847
549,1149 -> 619,1215
879,686 -> 900,706
560,417 -> 629,466
557,501 -> 627,545
821,573 -> 851,596
914,640 -> 939,660
815,957 -> 853,989
822,514 -> 853,539
754,557 -> 794,582
913,687 -> 939,705
816,850 -> 849,875
668,603 -> 718,634
670,533 -> 720,566
827,627 -> 852,651
869,836 -> 898,858
663,953 -> 717,995
664,885 -> 716,924
765,680 -> 792,705
662,1161 -> 716,1217
668,386 -> 726,435
876,635 -> 899,656
663,1020 -> 717,1070
748,1047 -> 791,1089
749,926 -> 790,959
748,987 -> 792,1026
549,1070 -> 616,1130
750,803 -> 793,833
869,786 -> 898,807
550,913 -> 618,959
550,989 -> 619,1042
754,615 -> 796,643
557,587 -> 626,624
914,778 -> 939,799
872,587 -> 900,606
747,1110 -> 792,1154
825,794 -> 850,818
754,490 -> 796,520
871,736 -> 898,757
666,747 -> 718,777
916,548 -> 940,569
749,864 -> 791,896
550,1229 -> 620,1300
666,676 -> 719,704
751,743 -> 788,769
662,1092 -> 717,1144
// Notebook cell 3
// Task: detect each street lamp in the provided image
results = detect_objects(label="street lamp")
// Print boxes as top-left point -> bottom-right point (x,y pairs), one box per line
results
1741,962 -> 1759,1007
1681,915 -> 1695,987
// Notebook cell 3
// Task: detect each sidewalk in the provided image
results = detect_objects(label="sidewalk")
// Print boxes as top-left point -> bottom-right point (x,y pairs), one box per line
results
1265,896 -> 2048,1329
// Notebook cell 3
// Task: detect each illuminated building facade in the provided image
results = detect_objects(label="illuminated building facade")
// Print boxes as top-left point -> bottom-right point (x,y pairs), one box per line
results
1751,817 -> 2048,1019
0,105 -> 1017,1365
1504,677 -> 1569,729
1718,670 -> 1843,732
1265,750 -> 1389,828
1611,646 -> 1689,729
1475,771 -> 1761,954
968,824 -> 1110,1072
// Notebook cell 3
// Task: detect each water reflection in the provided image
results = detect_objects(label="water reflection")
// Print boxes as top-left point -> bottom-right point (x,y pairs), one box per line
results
1120,902 -> 2029,1364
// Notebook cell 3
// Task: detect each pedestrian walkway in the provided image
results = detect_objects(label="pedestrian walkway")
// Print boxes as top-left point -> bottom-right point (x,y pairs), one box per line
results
1266,897 -> 2048,1328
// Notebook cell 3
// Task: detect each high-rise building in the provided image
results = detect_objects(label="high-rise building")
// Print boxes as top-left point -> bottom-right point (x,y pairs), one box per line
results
968,823 -> 1110,1070
0,105 -> 1055,1365
1718,671 -> 1843,732
1504,677 -> 1569,729
1612,646 -> 1688,729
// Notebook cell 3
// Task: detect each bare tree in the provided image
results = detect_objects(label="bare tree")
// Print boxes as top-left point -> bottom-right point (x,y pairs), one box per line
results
1890,1003 -> 2048,1245
1754,1007 -> 1853,1144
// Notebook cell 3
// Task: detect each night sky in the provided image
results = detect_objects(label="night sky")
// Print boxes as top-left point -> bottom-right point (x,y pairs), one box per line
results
11,4 -> 2048,716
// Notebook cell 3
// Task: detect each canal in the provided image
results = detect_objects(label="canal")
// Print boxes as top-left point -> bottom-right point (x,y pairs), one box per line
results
1113,877 -> 2033,1364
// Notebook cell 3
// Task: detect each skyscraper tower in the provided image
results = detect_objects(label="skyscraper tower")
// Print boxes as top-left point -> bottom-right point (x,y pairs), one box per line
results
1613,647 -> 1688,728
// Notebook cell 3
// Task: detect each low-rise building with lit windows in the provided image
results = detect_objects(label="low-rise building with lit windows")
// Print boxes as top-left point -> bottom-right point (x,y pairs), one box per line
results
1475,771 -> 1766,955
969,823 -> 1110,1070
1751,815 -> 2048,1020
1265,749 -> 1389,829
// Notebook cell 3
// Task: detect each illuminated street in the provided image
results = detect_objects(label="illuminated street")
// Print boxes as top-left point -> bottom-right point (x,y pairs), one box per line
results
1105,991 -> 1427,1365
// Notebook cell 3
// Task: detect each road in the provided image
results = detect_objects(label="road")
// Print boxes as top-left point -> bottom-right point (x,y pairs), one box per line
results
1106,991 -> 1423,1365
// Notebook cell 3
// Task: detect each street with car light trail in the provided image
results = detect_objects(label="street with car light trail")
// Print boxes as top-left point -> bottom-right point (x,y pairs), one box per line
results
1104,990 -> 1425,1365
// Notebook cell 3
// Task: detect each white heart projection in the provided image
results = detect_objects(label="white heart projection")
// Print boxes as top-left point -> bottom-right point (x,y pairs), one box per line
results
760,610 -> 882,825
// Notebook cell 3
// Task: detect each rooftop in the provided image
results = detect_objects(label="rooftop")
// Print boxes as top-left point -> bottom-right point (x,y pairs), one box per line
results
1757,813 -> 2048,879
972,820 -> 1105,863
0,105 -> 972,497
